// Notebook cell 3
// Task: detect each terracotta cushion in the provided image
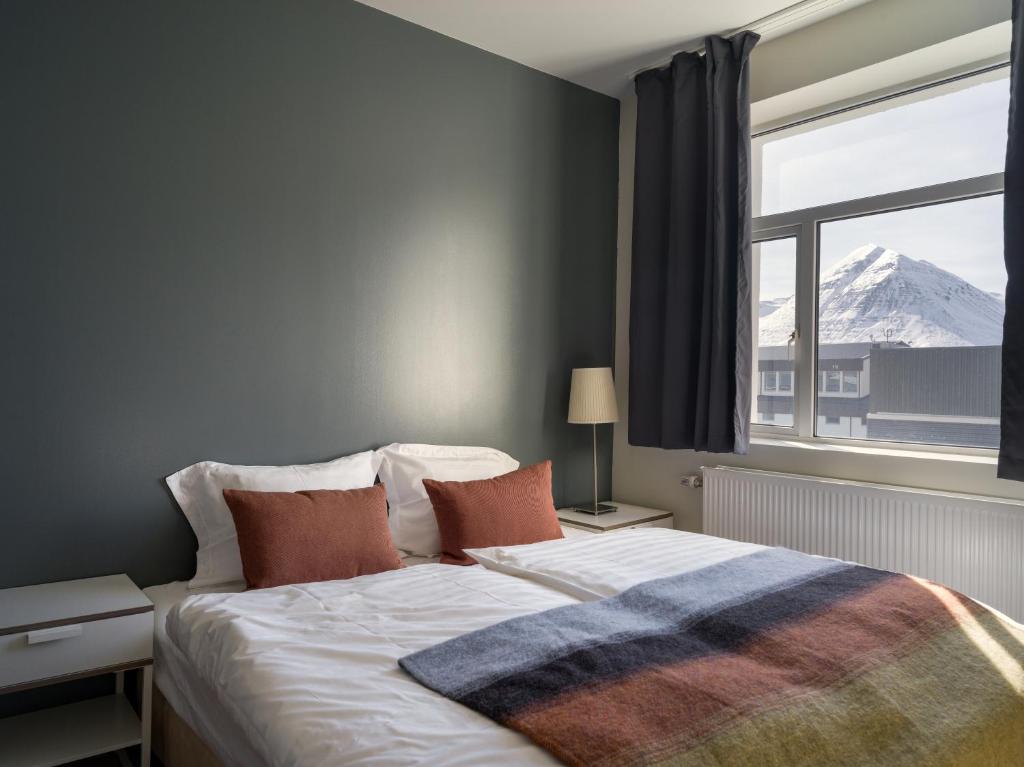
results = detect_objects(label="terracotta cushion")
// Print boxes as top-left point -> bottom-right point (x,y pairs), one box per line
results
222,484 -> 403,589
423,460 -> 563,566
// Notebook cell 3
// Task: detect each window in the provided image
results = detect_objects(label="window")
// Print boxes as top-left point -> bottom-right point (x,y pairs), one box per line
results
823,370 -> 841,393
754,71 -> 1009,216
753,237 -> 797,427
750,66 -> 1008,450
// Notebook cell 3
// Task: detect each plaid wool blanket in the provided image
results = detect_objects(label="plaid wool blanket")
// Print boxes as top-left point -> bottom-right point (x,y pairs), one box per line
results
400,548 -> 1024,767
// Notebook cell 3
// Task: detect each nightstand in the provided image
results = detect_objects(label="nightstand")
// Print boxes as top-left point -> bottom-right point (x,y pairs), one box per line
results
0,574 -> 153,767
558,502 -> 673,535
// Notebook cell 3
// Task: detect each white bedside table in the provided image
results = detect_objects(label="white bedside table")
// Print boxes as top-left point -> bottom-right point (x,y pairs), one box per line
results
0,574 -> 154,767
558,502 -> 673,535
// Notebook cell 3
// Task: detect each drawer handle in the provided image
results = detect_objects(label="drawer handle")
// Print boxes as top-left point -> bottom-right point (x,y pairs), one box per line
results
27,624 -> 83,645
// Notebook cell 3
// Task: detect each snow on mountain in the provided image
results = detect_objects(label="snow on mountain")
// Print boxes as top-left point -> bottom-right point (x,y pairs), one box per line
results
759,297 -> 787,317
758,244 -> 1005,347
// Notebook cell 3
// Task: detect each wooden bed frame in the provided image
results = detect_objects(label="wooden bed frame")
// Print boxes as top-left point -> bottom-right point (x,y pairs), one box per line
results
152,686 -> 225,767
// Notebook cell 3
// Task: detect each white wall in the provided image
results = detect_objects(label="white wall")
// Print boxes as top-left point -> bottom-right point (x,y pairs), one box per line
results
611,0 -> 1021,531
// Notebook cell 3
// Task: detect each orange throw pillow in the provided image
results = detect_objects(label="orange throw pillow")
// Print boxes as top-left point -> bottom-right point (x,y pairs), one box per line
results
222,485 -> 403,589
422,460 -> 564,566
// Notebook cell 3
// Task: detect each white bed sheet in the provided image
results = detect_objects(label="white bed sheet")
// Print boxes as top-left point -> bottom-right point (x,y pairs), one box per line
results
144,554 -> 444,767
164,563 -> 572,767
468,527 -> 766,600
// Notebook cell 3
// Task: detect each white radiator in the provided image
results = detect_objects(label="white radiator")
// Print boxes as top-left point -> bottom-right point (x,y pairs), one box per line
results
703,467 -> 1024,623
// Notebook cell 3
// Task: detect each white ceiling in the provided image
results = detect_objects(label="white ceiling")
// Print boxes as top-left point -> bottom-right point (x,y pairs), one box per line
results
354,0 -> 850,97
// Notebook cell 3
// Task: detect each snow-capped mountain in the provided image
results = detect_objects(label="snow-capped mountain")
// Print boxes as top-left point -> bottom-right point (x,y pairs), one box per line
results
759,244 -> 1005,347
759,297 -> 787,317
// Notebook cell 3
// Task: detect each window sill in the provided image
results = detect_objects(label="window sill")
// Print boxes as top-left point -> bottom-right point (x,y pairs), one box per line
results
748,434 -> 998,465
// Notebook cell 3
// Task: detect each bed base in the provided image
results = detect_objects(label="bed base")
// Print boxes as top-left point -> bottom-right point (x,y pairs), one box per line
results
152,686 -> 225,767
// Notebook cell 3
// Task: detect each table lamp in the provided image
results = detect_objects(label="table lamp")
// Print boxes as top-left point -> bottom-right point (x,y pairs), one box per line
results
568,367 -> 619,515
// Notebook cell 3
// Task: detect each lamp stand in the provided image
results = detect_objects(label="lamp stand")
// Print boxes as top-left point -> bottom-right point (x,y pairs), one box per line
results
573,423 -> 617,516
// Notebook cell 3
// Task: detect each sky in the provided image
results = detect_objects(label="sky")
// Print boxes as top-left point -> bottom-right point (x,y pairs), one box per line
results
756,74 -> 1009,301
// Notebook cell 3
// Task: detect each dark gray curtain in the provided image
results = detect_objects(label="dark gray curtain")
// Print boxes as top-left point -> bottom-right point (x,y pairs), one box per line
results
1000,0 -> 1024,480
628,33 -> 758,453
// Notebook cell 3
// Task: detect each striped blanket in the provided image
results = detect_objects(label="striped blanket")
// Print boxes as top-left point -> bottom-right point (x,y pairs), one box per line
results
400,548 -> 1024,767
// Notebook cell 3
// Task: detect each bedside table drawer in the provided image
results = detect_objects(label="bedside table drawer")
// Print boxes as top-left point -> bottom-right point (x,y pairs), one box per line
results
0,612 -> 152,692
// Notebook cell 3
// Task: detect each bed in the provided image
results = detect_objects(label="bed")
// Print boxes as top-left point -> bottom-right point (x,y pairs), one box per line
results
145,529 -> 1024,767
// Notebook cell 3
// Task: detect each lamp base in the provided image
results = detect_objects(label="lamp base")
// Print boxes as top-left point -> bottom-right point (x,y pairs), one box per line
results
571,502 -> 618,516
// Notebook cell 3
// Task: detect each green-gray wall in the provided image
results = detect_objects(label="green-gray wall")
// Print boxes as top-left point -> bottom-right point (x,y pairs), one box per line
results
0,0 -> 619,591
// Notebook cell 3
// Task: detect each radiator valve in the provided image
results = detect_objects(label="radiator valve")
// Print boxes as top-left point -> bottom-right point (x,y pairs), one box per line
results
681,473 -> 703,489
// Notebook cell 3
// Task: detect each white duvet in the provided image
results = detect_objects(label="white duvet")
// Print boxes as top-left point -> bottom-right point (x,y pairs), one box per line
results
166,530 -> 762,767
167,563 -> 572,766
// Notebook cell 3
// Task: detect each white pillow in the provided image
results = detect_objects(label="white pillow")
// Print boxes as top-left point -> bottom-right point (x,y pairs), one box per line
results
167,451 -> 382,589
375,443 -> 519,557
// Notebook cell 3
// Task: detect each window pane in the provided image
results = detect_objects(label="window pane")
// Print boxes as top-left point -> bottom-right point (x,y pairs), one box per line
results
753,237 -> 797,427
816,194 -> 1005,447
754,71 -> 1009,216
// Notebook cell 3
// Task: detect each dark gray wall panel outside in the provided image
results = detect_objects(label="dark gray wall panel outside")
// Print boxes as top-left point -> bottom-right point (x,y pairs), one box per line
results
0,0 -> 619,589
870,346 -> 1001,417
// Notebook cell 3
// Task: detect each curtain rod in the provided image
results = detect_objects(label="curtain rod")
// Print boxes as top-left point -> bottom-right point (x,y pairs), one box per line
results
629,0 -> 859,81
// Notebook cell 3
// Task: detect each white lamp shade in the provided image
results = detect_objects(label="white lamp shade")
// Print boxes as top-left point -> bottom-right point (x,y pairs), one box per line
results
567,367 -> 619,424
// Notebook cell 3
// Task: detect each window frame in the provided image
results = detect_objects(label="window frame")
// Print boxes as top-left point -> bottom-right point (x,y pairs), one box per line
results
751,227 -> 801,434
749,67 -> 1008,455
